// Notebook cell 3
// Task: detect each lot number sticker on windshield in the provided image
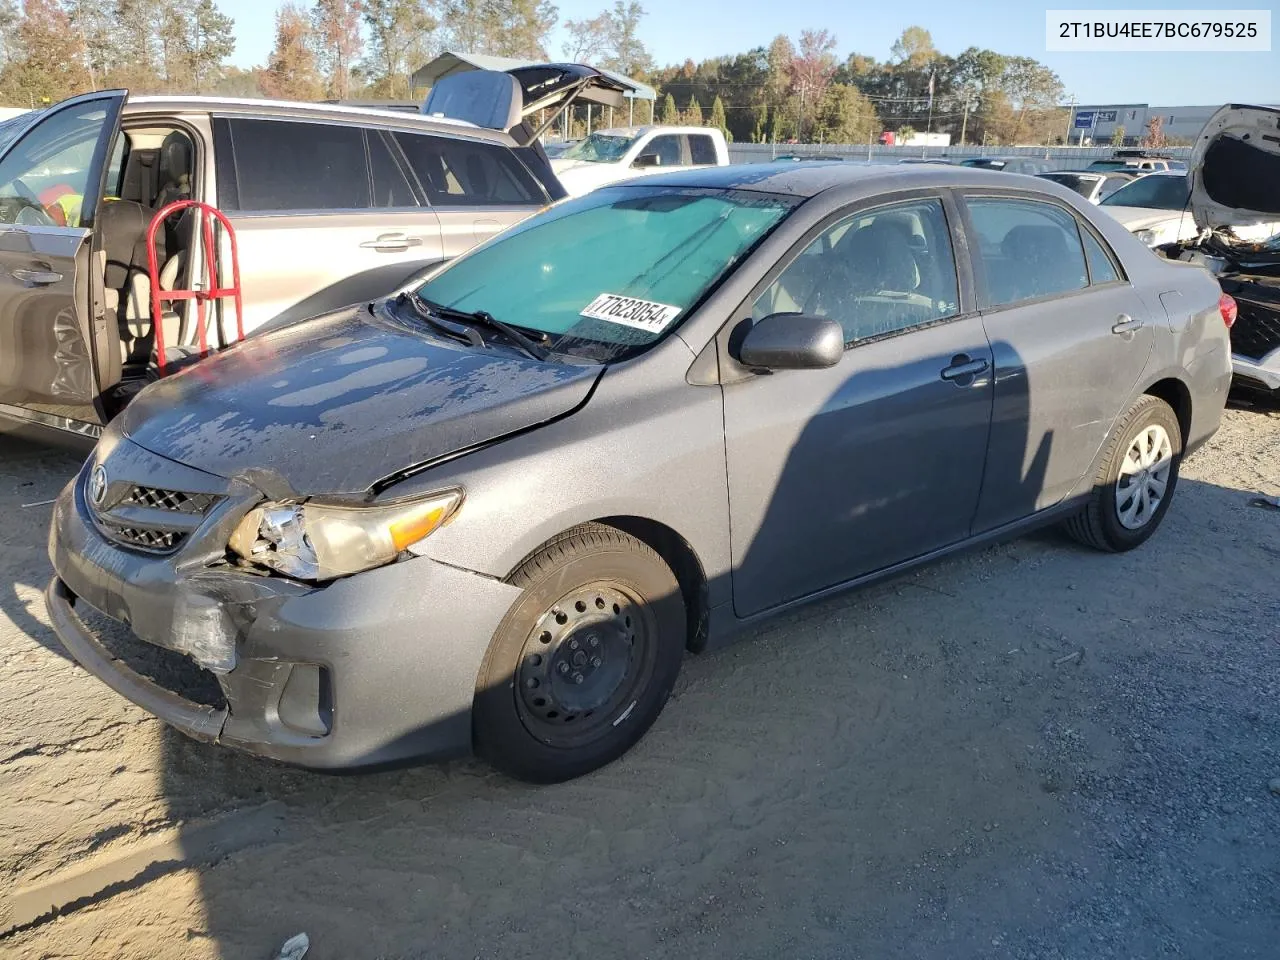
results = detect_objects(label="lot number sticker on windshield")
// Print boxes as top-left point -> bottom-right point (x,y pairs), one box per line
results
580,293 -> 682,333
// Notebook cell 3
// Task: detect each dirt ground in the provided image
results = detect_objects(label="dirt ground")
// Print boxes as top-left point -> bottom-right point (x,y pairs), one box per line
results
2,403 -> 1278,960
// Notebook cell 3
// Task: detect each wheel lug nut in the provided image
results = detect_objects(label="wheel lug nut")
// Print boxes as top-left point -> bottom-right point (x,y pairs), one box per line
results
569,639 -> 579,650
573,673 -> 584,684
591,657 -> 602,667
589,636 -> 599,647
558,662 -> 570,675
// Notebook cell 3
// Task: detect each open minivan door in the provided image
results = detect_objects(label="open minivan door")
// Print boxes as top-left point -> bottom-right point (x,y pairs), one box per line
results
0,89 -> 126,438
421,63 -> 628,199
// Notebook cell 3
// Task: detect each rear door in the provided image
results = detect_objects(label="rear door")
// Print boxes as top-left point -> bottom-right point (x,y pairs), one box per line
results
210,116 -> 444,333
0,91 -> 125,426
392,129 -> 549,257
960,192 -> 1155,532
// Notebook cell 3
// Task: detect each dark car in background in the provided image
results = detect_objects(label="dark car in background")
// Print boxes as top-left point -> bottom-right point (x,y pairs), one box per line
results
46,163 -> 1232,783
958,156 -> 1053,176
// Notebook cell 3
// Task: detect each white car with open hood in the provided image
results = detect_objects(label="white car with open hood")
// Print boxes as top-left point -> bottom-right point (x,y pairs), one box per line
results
1160,103 -> 1280,394
1100,170 -> 1279,248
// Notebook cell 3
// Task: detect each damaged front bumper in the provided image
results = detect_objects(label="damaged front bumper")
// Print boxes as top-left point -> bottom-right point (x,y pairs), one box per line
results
46,441 -> 522,770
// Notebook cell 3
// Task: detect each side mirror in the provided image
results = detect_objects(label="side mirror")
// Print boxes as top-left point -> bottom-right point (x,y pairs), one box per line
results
632,152 -> 661,168
736,314 -> 844,370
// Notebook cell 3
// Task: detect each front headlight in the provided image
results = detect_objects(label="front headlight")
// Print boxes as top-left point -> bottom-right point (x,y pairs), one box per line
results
1133,227 -> 1166,247
228,489 -> 463,582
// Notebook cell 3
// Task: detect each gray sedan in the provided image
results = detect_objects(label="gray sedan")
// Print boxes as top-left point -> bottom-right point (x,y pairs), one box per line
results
46,164 -> 1234,782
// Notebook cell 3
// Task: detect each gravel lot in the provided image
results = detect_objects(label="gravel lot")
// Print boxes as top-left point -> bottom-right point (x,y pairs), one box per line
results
2,404 -> 1278,960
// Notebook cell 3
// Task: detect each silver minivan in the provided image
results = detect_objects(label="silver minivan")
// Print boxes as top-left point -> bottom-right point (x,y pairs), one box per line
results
0,90 -> 561,441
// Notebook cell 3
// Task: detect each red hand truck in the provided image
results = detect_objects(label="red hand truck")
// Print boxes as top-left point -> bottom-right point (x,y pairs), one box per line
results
144,200 -> 245,376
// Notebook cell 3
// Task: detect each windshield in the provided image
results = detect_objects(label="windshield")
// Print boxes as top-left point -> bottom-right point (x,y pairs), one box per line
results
0,112 -> 37,151
960,158 -> 1005,169
559,133 -> 637,163
415,185 -> 798,361
1101,174 -> 1190,210
1088,160 -> 1137,171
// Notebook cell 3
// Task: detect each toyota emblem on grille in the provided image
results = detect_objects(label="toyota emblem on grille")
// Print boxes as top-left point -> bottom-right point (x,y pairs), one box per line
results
88,465 -> 108,508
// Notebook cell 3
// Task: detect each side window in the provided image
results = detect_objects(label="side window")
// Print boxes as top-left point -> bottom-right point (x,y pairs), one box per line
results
368,131 -> 418,208
688,134 -> 717,166
966,198 -> 1088,307
0,99 -> 114,228
221,118 -> 370,212
643,134 -> 683,168
1081,226 -> 1121,284
394,132 -> 545,206
753,198 -> 961,345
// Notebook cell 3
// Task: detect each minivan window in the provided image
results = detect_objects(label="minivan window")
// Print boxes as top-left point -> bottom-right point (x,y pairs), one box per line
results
966,198 -> 1088,306
221,118 -> 370,211
415,185 -> 797,360
394,132 -> 545,206
368,130 -> 418,207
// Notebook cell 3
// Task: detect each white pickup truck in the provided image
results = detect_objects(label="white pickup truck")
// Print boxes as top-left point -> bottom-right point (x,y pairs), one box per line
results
550,125 -> 730,197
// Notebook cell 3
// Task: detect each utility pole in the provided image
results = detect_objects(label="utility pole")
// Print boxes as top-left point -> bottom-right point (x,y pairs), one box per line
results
1064,94 -> 1076,145
923,69 -> 935,156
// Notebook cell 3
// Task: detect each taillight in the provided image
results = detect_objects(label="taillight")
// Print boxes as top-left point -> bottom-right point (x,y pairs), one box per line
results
1219,293 -> 1237,328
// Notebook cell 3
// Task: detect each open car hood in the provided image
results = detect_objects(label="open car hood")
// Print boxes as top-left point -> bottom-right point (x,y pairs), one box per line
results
1190,104 -> 1280,232
421,63 -> 627,147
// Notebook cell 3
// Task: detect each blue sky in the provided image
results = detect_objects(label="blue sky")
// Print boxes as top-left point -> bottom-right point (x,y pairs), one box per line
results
222,0 -> 1279,105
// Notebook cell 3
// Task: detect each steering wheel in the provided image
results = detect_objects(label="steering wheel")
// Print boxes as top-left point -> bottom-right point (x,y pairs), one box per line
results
1,179 -> 56,226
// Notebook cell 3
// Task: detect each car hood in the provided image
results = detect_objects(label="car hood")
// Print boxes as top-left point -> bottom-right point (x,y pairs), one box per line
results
116,304 -> 602,497
1190,104 -> 1280,232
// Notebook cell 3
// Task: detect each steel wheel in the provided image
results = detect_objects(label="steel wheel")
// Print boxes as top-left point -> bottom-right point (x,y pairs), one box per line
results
514,582 -> 657,749
1114,423 -> 1173,530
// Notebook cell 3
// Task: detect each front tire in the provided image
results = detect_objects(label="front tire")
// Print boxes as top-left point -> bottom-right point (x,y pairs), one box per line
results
1064,394 -> 1182,552
473,524 -> 686,783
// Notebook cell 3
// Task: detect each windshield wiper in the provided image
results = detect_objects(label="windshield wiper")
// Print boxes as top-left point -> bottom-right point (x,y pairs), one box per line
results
395,291 -> 487,349
416,295 -> 551,361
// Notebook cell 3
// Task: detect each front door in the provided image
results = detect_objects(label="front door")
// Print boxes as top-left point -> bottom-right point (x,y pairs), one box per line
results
0,91 -> 126,426
959,193 -> 1156,532
721,195 -> 994,618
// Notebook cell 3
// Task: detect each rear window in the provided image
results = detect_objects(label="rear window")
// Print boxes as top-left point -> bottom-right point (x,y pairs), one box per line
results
394,132 -> 546,206
217,117 -> 370,212
689,134 -> 718,165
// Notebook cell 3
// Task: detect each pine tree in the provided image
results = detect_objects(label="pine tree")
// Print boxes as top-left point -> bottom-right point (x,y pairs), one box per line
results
709,94 -> 729,140
659,91 -> 678,124
260,2 -> 324,100
684,95 -> 702,125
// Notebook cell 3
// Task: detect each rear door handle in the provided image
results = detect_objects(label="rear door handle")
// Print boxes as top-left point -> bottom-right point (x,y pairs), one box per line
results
1111,314 -> 1145,336
11,267 -> 62,285
940,355 -> 990,382
359,233 -> 424,252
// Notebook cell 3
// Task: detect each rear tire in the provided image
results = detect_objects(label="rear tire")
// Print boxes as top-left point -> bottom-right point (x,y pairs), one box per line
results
1064,394 -> 1182,552
473,523 -> 686,783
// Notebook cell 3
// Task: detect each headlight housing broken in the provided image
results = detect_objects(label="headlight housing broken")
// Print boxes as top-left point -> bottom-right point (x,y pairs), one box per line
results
228,489 -> 463,582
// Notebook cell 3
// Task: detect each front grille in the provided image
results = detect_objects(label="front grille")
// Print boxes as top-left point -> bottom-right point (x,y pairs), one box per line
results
1231,299 -> 1280,362
121,485 -> 222,516
102,524 -> 189,552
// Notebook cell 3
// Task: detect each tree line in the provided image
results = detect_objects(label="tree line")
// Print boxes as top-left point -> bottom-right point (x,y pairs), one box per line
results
650,26 -> 1076,147
0,0 -> 649,105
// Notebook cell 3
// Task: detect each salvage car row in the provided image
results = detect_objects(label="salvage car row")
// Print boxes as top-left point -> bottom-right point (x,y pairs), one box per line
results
1,76 -> 1277,782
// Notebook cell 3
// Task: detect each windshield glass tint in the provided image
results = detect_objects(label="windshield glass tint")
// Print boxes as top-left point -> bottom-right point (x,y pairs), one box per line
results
1101,174 -> 1190,210
1041,173 -> 1093,196
560,133 -> 635,163
416,185 -> 797,359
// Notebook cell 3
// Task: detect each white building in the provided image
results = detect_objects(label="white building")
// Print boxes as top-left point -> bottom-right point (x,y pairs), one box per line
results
1068,103 -> 1277,145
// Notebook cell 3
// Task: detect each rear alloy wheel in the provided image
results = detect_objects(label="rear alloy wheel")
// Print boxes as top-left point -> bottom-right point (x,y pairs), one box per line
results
474,524 -> 686,783
1064,394 -> 1183,552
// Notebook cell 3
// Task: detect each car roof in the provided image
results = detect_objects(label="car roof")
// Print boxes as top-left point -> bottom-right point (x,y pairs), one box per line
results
122,94 -> 515,144
626,162 -> 1059,199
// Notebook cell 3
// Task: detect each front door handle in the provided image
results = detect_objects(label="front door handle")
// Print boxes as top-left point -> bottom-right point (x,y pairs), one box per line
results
12,267 -> 62,285
359,233 -> 424,253
940,354 -> 990,382
1111,314 -> 1145,337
